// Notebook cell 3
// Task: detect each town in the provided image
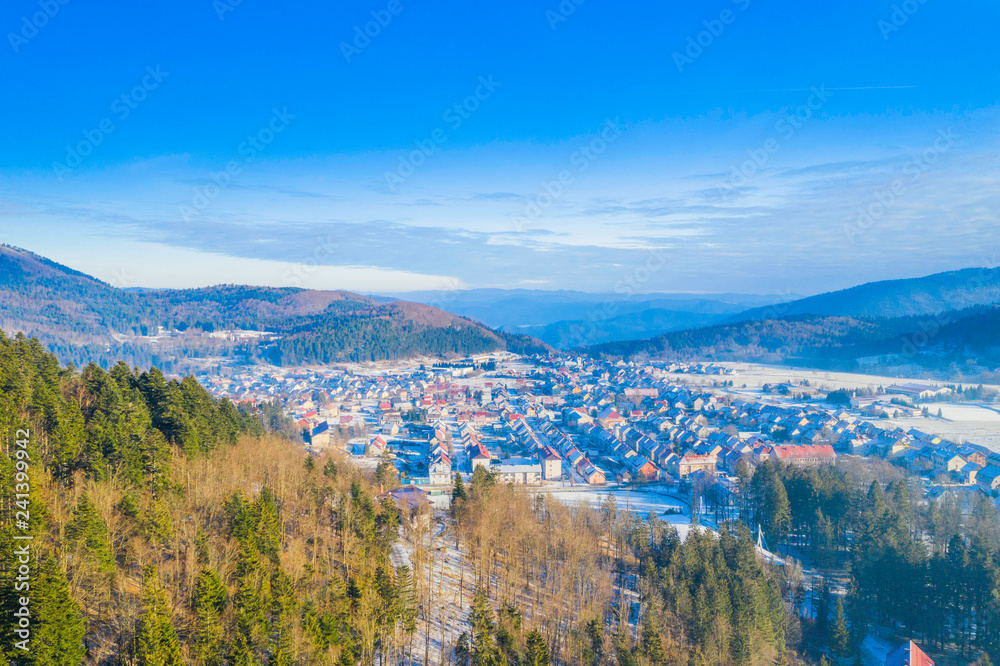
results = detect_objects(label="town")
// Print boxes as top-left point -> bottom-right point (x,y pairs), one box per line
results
198,354 -> 1000,509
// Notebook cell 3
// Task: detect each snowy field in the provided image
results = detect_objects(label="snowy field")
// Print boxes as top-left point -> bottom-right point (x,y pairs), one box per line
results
539,486 -> 686,517
430,485 -> 689,517
538,487 -> 729,543
672,362 -> 1000,452
886,404 -> 1000,453
889,410 -> 1000,452
675,362 -> 1000,393
934,404 -> 1000,421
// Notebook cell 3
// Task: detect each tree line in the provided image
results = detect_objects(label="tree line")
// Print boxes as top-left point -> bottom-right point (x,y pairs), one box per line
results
703,455 -> 1000,662
446,468 -> 796,665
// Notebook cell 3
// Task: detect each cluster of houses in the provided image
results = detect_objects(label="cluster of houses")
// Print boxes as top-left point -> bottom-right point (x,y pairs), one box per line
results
197,356 -> 1000,503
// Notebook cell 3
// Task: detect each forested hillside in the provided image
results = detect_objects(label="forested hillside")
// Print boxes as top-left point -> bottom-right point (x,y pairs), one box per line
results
447,468 -> 793,665
703,457 -> 1000,662
0,245 -> 550,370
0,332 -> 404,664
730,266 -> 1000,321
449,461 -> 989,663
519,308 -> 725,349
584,306 -> 1000,379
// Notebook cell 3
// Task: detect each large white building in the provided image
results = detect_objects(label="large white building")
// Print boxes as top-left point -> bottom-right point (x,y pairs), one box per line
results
494,462 -> 542,485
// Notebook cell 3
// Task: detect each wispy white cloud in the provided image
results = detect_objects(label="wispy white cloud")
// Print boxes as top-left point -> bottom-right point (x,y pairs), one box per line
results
2,107 -> 998,294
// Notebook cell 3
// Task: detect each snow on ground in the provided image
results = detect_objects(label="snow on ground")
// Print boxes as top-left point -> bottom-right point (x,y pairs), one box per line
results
398,521 -> 473,666
935,404 -> 1000,421
390,542 -> 413,569
539,485 -> 686,517
860,633 -> 896,666
669,362 -> 1000,452
889,404 -> 1000,452
706,362 -> 1000,392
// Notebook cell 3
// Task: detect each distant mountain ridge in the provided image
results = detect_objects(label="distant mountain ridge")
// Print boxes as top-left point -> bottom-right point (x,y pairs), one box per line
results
731,267 -> 1000,322
519,308 -> 725,348
392,287 -> 797,348
583,266 -> 1000,380
0,245 -> 550,370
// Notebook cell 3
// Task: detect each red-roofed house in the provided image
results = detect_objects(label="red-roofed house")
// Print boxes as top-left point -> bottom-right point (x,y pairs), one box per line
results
759,444 -> 836,467
597,408 -> 626,428
886,640 -> 934,666
369,436 -> 387,456
471,445 -> 492,470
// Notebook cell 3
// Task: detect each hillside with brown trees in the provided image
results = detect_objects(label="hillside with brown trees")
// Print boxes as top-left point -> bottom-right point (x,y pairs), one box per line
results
0,245 -> 550,371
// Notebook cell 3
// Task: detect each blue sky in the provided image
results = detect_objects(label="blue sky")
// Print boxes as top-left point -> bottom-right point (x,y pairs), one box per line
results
1,0 -> 998,295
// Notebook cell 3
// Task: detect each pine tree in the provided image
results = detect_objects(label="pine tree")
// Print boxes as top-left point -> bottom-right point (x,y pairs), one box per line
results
730,616 -> 752,665
396,565 -> 418,634
525,629 -> 551,666
472,464 -> 498,491
65,492 -> 115,571
23,556 -> 87,665
232,540 -> 266,643
455,632 -> 472,666
766,473 -> 791,554
252,487 -> 282,563
615,622 -> 639,666
193,608 -> 225,666
50,399 -> 86,481
453,471 -> 469,504
268,570 -> 296,666
814,577 -> 830,650
846,581 -> 867,648
135,568 -> 184,666
323,458 -> 338,480
831,597 -> 850,657
230,630 -> 258,666
469,587 -> 499,666
641,607 -> 666,666
192,568 -> 227,615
